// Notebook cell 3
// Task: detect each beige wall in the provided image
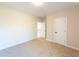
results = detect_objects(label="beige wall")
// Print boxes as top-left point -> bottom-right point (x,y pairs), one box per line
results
0,5 -> 37,50
47,6 -> 79,50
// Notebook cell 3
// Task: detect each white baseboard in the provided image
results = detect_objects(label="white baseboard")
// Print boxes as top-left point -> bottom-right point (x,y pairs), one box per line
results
46,39 -> 79,51
63,44 -> 79,51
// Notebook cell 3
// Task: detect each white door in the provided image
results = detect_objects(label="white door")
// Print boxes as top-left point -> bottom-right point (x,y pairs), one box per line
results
53,17 -> 67,45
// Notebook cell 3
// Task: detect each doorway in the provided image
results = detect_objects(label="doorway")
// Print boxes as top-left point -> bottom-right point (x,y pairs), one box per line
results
37,18 -> 45,38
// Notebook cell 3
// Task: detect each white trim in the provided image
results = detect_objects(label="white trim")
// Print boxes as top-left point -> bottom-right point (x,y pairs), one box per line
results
47,39 -> 79,51
63,44 -> 79,51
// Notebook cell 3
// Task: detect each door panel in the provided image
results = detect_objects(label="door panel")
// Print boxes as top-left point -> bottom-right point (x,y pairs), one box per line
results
53,17 -> 67,45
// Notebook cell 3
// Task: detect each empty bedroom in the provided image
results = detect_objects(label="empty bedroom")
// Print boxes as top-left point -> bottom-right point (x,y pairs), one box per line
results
0,1 -> 79,57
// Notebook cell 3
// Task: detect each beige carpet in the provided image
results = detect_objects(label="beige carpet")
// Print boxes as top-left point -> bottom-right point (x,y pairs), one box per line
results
0,38 -> 79,57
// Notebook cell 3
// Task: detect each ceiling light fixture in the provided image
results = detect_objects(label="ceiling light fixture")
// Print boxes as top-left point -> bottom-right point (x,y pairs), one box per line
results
32,2 -> 44,6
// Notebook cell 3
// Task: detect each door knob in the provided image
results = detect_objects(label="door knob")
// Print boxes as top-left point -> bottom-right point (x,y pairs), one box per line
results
55,32 -> 58,34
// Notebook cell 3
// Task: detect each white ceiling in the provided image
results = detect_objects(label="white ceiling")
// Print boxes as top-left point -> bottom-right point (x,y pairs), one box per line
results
0,2 -> 79,17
